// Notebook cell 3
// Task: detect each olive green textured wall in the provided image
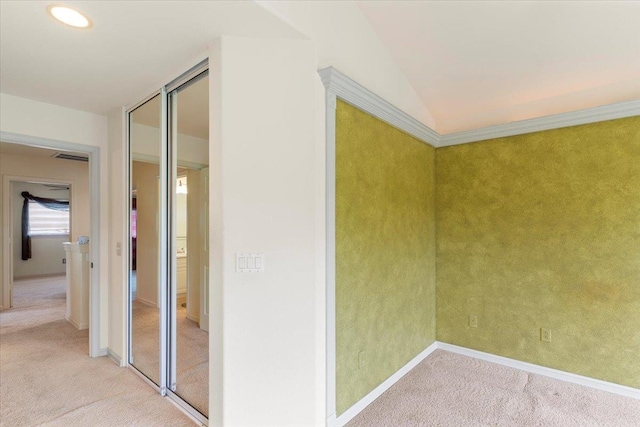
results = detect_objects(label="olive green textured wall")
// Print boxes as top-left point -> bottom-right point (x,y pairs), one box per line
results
335,100 -> 436,414
436,116 -> 640,389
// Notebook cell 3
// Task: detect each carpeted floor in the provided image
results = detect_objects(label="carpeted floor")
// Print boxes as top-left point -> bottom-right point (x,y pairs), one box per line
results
130,297 -> 208,416
130,301 -> 161,385
6,278 -> 637,426
347,349 -> 640,427
0,277 -> 196,427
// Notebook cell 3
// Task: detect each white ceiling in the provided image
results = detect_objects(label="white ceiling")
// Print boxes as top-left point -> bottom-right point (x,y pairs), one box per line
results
356,1 -> 640,133
0,1 -> 303,115
1,1 -> 638,135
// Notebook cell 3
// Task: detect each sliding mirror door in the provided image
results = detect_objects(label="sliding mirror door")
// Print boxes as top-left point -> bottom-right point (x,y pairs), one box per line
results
129,94 -> 165,387
127,64 -> 209,422
168,71 -> 209,417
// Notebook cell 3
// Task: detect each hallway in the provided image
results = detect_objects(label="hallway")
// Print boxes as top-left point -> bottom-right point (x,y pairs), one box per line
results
0,277 -> 196,426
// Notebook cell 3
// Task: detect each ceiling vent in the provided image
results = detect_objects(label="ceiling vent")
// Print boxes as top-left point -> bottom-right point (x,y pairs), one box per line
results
43,184 -> 70,191
52,152 -> 89,162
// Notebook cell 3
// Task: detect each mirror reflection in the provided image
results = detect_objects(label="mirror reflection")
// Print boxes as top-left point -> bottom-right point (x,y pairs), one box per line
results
128,72 -> 209,419
171,73 -> 209,416
129,94 -> 162,385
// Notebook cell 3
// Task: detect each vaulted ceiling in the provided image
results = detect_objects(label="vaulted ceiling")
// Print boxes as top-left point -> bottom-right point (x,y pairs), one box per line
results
1,1 -> 638,134
356,1 -> 640,133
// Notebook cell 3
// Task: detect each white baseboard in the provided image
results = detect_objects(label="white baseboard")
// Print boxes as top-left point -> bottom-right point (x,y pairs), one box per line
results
97,347 -> 108,357
65,315 -> 88,330
135,297 -> 157,307
335,341 -> 438,427
330,341 -> 640,427
107,348 -> 124,367
13,273 -> 66,281
329,341 -> 639,426
438,342 -> 640,400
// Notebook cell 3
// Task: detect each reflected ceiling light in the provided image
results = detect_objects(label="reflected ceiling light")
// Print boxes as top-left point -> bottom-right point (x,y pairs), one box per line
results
47,5 -> 92,29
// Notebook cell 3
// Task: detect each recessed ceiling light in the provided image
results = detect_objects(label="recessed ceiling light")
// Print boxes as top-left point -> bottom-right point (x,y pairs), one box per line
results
47,5 -> 92,29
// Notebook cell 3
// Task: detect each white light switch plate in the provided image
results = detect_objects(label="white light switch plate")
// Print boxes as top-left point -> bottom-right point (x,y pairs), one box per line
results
236,253 -> 264,273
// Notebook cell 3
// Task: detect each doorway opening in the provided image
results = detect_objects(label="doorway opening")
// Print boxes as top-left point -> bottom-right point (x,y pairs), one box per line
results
12,181 -> 70,281
0,138 -> 101,357
10,179 -> 72,322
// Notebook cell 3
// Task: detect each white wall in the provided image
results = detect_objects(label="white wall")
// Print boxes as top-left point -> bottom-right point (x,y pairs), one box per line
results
186,168 -> 203,323
176,190 -> 187,238
0,93 -> 109,349
258,0 -> 436,129
210,37 -> 321,426
0,93 -> 109,146
107,106 -> 127,364
12,181 -> 71,279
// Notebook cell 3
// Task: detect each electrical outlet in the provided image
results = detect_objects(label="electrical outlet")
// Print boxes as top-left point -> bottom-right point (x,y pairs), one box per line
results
358,349 -> 366,369
469,315 -> 478,328
541,328 -> 551,343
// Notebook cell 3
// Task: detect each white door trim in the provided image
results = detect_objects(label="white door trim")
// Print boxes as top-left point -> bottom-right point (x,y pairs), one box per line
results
323,90 -> 337,423
0,131 -> 102,357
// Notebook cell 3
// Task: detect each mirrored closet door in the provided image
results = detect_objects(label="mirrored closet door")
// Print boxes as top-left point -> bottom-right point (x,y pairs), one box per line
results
128,64 -> 209,423
129,93 -> 164,388
168,70 -> 209,417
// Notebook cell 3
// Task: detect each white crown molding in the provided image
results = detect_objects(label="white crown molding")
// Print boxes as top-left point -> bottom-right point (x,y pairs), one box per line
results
440,99 -> 640,146
318,67 -> 440,147
438,343 -> 640,400
318,67 -> 640,148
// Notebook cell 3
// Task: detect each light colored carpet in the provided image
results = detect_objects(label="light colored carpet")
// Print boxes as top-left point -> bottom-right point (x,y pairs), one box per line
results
347,349 -> 640,427
130,301 -> 161,385
174,304 -> 209,416
130,298 -> 209,416
0,277 -> 196,427
0,276 -> 67,336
